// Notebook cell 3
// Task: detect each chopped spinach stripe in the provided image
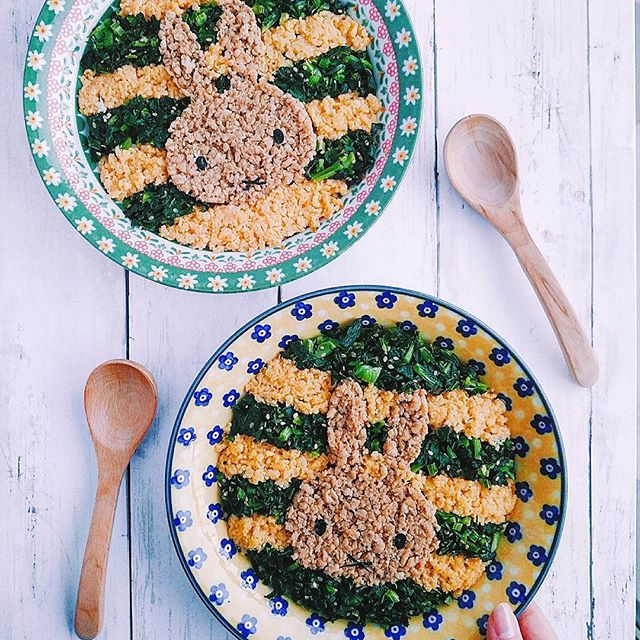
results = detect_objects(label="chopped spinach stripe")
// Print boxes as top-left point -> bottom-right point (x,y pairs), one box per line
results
435,512 -> 505,562
81,4 -> 221,76
247,545 -> 451,626
122,182 -> 199,231
219,474 -> 302,523
85,96 -> 189,161
412,426 -> 516,487
306,126 -> 381,185
219,473 -> 503,560
282,319 -> 489,395
272,46 -> 376,102
231,395 -> 328,454
248,0 -> 348,30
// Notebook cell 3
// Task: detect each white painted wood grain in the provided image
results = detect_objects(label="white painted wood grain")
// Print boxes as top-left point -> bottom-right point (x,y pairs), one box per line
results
1,4 -> 130,639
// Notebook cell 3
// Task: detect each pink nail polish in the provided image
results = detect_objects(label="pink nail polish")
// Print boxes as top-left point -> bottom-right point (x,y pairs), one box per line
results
492,603 -> 519,639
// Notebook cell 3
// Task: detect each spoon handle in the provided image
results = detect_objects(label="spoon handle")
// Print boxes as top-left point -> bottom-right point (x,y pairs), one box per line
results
75,462 -> 124,640
504,225 -> 599,387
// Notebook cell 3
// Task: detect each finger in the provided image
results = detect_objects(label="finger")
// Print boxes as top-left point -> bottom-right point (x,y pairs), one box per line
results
519,602 -> 559,640
487,603 -> 524,640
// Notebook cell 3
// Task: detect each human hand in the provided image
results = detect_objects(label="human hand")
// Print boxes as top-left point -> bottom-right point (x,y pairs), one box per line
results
487,602 -> 559,640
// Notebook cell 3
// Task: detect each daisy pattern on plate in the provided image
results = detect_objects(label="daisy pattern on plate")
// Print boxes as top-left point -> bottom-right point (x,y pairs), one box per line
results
42,167 -> 61,186
31,139 -> 50,158
25,110 -> 43,130
55,193 -> 76,211
75,217 -> 95,235
404,85 -> 420,105
34,21 -> 52,42
381,176 -> 397,192
400,116 -> 418,136
320,241 -> 339,259
344,221 -> 363,239
98,237 -> 115,254
294,257 -> 312,273
121,252 -> 139,269
385,0 -> 401,20
24,81 -> 41,101
207,275 -> 228,292
395,27 -> 412,48
402,56 -> 418,76
46,0 -> 65,13
365,200 -> 381,216
265,268 -> 284,285
149,265 -> 168,281
237,274 -> 255,291
27,50 -> 46,71
392,147 -> 409,165
178,273 -> 198,290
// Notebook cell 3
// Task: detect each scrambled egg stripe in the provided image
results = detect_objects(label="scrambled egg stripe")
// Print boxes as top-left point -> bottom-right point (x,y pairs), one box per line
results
78,65 -> 182,117
227,515 -> 290,550
217,434 -> 330,487
226,514 -> 485,594
119,0 -> 201,19
422,476 -> 517,525
306,93 -> 383,140
262,12 -> 372,77
98,145 -> 168,201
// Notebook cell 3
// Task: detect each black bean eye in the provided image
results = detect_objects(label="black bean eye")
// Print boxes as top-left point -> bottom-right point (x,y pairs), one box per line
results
314,518 -> 327,535
273,129 -> 285,144
195,156 -> 208,171
393,533 -> 407,549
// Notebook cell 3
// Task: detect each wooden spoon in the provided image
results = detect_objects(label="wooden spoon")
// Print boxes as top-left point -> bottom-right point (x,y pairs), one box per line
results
75,360 -> 157,640
444,114 -> 599,387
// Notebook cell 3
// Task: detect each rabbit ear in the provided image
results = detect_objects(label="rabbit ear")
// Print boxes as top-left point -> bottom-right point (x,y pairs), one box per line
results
216,0 -> 266,81
160,13 -> 211,97
327,380 -> 368,466
383,390 -> 429,466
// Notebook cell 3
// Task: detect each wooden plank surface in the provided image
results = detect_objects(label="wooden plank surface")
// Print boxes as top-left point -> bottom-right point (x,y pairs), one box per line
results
2,0 -> 636,638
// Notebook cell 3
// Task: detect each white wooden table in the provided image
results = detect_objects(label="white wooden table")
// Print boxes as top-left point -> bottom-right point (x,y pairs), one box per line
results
2,1 -> 636,638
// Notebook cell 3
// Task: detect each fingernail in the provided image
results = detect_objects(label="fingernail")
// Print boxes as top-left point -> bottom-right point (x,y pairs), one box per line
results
492,603 -> 519,639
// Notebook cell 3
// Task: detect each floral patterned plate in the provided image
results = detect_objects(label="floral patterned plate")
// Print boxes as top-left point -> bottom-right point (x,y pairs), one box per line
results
23,0 -> 422,293
166,286 -> 566,640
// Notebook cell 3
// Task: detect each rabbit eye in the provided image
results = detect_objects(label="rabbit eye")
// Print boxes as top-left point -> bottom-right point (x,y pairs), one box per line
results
195,156 -> 208,171
393,533 -> 407,549
273,129 -> 285,145
314,518 -> 327,535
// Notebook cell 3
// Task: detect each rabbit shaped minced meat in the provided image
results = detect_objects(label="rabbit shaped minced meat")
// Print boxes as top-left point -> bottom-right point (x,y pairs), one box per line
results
285,380 -> 440,586
159,0 -> 317,205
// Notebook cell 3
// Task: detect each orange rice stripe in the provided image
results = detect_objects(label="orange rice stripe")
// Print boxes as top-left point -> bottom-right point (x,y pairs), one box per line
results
422,476 -> 517,525
217,434 -> 329,487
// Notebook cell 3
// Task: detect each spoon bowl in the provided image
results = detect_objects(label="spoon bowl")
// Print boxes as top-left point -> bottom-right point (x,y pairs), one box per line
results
444,114 -> 519,210
75,360 -> 157,640
444,114 -> 598,387
84,360 -> 157,455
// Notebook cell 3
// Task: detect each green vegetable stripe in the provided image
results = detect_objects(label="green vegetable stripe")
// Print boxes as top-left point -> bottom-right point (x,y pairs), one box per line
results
306,127 -> 381,186
219,473 -> 501,560
248,0 -> 347,30
412,426 -> 516,487
231,395 -> 328,454
122,182 -> 199,231
81,4 -> 222,75
272,46 -> 377,102
219,474 -> 302,523
85,96 -> 189,161
282,320 -> 489,395
435,512 -> 505,562
247,546 -> 451,626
